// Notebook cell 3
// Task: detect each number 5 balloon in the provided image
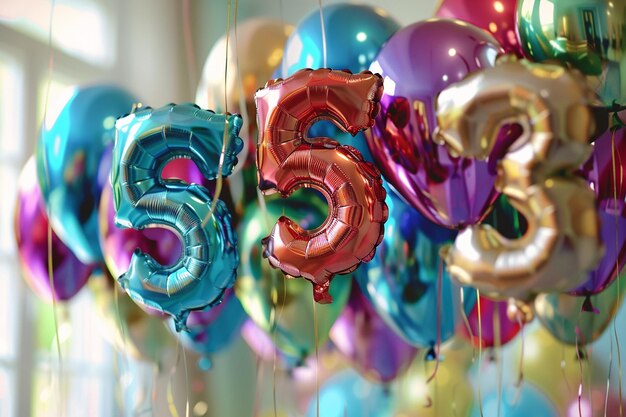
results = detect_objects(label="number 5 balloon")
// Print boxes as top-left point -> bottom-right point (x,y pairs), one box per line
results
111,103 -> 243,330
255,69 -> 388,304
435,59 -> 604,306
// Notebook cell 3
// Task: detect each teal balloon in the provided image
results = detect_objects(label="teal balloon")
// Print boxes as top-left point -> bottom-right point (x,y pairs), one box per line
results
37,85 -> 137,264
112,103 -> 243,330
471,384 -> 558,417
356,183 -> 473,348
277,3 -> 399,163
306,369 -> 392,417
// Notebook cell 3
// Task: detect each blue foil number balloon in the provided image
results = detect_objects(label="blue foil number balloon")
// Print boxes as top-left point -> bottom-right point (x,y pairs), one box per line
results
111,103 -> 243,330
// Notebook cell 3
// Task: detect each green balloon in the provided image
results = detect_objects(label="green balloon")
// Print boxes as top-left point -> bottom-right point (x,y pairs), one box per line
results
235,191 -> 351,360
535,276 -> 626,346
517,0 -> 626,106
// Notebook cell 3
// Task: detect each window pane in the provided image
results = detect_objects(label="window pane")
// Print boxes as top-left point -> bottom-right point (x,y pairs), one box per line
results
0,57 -> 24,159
0,263 -> 18,358
0,163 -> 19,255
0,367 -> 15,417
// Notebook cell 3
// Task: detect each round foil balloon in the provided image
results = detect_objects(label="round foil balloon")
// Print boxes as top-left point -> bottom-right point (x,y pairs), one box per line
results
366,19 -> 503,228
168,289 -> 247,357
356,183 -> 470,349
37,85 -> 137,264
15,157 -> 93,301
535,276 -> 626,346
517,0 -> 626,106
330,286 -> 418,383
571,126 -> 626,295
436,0 -> 522,56
88,268 -> 176,363
235,191 -> 351,361
280,4 -> 399,77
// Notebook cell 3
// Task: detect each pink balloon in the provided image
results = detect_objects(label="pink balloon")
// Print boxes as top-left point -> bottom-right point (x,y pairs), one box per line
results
15,157 -> 94,301
436,0 -> 523,56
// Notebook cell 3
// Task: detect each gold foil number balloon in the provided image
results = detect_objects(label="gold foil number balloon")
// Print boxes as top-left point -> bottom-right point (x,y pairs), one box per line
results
435,59 -> 603,303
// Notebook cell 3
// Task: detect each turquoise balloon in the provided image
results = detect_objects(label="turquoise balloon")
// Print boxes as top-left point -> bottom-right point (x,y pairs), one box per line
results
471,384 -> 558,417
112,103 -> 243,330
306,369 -> 392,417
356,183 -> 473,348
277,4 -> 399,163
37,85 -> 137,264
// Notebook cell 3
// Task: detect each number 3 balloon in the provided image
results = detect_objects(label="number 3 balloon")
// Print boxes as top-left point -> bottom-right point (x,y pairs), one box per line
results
111,103 -> 243,330
435,59 -> 604,306
255,69 -> 388,304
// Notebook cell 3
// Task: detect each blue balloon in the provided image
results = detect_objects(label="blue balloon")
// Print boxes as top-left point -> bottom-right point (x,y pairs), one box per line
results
37,85 -> 137,264
111,103 -> 243,330
306,369 -> 392,417
277,4 -> 399,163
471,384 -> 558,417
169,289 -> 247,357
356,183 -> 473,348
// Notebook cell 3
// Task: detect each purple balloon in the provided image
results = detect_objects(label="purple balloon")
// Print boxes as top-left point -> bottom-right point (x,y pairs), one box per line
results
330,286 -> 418,383
570,127 -> 626,296
366,19 -> 503,229
15,157 -> 94,301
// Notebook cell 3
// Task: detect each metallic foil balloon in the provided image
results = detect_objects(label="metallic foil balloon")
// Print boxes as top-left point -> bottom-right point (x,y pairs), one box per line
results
330,286 -> 418,383
436,0 -> 523,56
255,69 -> 387,304
15,157 -> 94,301
366,19 -> 503,229
279,4 -> 400,77
355,184 -> 470,349
535,276 -> 626,345
88,268 -> 176,363
111,103 -> 243,330
571,127 -> 626,295
306,369 -> 392,417
99,147 -> 212,285
168,289 -> 247,357
235,193 -> 351,361
517,0 -> 626,106
459,294 -> 522,348
436,59 -> 603,301
37,85 -> 137,264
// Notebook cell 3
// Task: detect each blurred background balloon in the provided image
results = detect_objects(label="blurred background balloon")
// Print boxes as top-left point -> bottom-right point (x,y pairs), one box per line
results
535,275 -> 626,346
459,294 -> 522,348
516,0 -> 626,106
235,191 -> 351,361
366,19 -> 503,229
240,320 -> 300,369
470,382 -> 559,417
37,85 -> 137,264
277,3 -> 400,162
195,18 -> 292,223
571,126 -> 626,295
436,0 -> 522,56
15,157 -> 94,302
330,286 -> 418,383
169,289 -> 247,359
88,268 -> 176,363
356,183 -> 471,349
305,369 -> 392,417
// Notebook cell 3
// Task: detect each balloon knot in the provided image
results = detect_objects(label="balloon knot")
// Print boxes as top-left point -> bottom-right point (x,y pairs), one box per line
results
582,295 -> 599,314
313,281 -> 333,304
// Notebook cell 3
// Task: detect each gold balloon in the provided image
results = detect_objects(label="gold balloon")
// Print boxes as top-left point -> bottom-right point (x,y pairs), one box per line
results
195,18 -> 292,140
517,0 -> 626,107
535,276 -> 626,345
435,58 -> 603,302
88,270 -> 176,363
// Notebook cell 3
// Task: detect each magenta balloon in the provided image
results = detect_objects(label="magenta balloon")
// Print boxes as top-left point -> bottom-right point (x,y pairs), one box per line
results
436,0 -> 522,56
15,157 -> 94,301
366,19 -> 503,228
330,287 -> 418,383
570,127 -> 626,295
